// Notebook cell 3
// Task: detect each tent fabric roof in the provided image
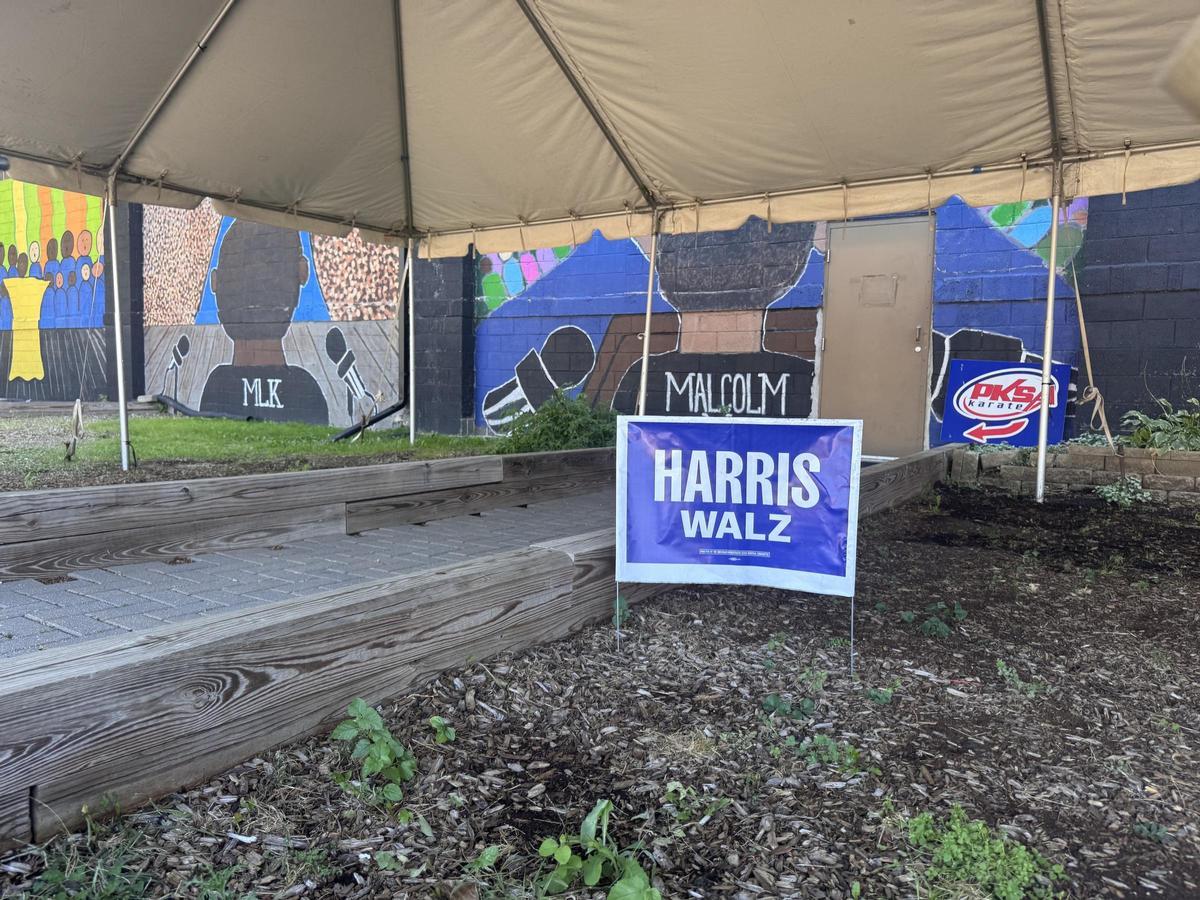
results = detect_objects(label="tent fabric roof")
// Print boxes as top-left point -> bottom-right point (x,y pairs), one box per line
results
3,0 -> 1200,257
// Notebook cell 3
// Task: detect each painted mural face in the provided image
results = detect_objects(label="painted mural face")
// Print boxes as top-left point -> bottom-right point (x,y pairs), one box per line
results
198,219 -> 330,423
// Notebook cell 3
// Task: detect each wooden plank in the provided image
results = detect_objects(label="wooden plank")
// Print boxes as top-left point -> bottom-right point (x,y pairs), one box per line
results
858,446 -> 955,518
0,455 -> 503,546
0,504 -> 345,580
502,447 -> 615,480
0,546 -> 579,846
346,469 -> 613,534
533,529 -> 661,608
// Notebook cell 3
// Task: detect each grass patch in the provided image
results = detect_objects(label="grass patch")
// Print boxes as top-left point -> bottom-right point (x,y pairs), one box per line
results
69,417 -> 491,465
0,414 -> 497,487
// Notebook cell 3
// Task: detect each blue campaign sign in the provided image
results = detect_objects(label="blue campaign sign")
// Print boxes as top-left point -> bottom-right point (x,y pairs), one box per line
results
616,416 -> 863,597
940,359 -> 1070,446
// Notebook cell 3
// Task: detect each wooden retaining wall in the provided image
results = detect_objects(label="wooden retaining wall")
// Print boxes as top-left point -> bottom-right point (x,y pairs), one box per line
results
0,531 -> 653,849
0,449 -> 615,580
0,444 -> 955,849
858,445 -> 957,517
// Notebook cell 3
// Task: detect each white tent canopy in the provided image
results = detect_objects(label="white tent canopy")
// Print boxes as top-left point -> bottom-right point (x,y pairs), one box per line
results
4,0 -> 1200,491
3,0 -> 1200,257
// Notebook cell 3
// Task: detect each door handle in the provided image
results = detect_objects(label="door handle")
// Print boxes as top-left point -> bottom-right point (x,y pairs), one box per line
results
914,325 -> 923,352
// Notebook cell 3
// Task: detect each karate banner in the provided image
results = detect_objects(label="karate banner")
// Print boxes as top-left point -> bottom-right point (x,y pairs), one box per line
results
616,416 -> 863,597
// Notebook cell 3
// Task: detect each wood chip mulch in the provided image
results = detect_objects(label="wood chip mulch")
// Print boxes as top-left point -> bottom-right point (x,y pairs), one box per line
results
2,486 -> 1198,898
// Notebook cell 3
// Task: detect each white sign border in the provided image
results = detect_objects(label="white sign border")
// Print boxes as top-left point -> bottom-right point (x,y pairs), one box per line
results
615,415 -> 864,598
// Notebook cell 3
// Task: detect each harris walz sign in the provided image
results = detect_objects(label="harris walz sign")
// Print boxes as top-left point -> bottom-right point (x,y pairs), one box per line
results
616,416 -> 862,597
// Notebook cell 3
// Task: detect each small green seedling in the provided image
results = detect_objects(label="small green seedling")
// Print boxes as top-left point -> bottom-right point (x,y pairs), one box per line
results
661,781 -> 729,826
920,617 -> 951,639
996,659 -> 1044,698
867,678 -> 901,706
537,800 -> 661,899
612,594 -> 630,628
375,851 -> 405,871
428,715 -> 456,744
1096,476 -> 1152,508
1133,821 -> 1170,844
900,611 -> 916,624
468,844 -> 507,872
331,698 -> 417,805
763,693 -> 815,720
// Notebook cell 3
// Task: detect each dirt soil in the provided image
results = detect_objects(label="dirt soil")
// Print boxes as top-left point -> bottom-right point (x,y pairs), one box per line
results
2,487 -> 1198,898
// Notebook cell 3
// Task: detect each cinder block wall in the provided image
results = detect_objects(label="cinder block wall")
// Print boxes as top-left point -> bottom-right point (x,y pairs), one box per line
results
1078,183 -> 1200,419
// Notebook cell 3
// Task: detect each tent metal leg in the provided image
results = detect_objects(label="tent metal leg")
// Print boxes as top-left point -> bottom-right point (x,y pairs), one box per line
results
636,226 -> 659,416
407,237 -> 416,444
1034,171 -> 1063,503
106,176 -> 131,472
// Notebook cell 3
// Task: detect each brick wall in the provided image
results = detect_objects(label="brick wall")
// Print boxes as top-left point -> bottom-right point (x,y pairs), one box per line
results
1077,183 -> 1200,420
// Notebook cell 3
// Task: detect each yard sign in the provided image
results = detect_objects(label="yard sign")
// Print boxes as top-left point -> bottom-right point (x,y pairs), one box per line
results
940,359 -> 1070,446
616,416 -> 863,597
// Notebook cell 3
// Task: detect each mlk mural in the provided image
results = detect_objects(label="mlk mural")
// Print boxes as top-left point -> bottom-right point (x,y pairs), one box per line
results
144,200 -> 401,426
0,179 -> 108,400
474,196 -> 1085,443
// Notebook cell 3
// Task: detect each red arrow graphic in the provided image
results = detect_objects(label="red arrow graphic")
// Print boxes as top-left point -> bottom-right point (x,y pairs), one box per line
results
963,419 -> 1029,444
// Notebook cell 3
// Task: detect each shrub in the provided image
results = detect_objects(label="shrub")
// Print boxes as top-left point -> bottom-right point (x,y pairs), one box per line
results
1122,397 -> 1200,451
498,391 -> 617,453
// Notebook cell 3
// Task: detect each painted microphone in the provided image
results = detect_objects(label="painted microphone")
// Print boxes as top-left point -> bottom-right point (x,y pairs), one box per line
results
481,325 -> 596,429
325,326 -> 375,418
163,332 -> 191,399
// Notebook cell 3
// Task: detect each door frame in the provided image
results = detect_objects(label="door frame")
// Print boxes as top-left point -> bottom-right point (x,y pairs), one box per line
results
817,216 -> 936,458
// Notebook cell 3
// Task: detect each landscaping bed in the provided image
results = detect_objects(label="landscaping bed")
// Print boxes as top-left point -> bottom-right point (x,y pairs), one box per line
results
3,486 -> 1198,898
0,414 -> 494,492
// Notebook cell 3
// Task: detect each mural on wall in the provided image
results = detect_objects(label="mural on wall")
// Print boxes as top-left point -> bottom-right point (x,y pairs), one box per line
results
0,178 -> 108,401
143,200 -> 401,426
475,195 -> 1088,442
474,220 -> 825,431
930,196 -> 1087,442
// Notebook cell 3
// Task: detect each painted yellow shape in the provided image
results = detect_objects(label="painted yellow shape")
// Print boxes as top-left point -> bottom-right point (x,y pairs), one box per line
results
6,277 -> 48,381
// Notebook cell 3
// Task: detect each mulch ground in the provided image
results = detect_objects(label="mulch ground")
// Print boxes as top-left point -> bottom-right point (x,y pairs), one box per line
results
2,487 -> 1198,899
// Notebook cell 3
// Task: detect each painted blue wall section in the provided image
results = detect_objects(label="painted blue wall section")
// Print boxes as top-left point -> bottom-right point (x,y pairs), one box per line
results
473,232 -> 672,420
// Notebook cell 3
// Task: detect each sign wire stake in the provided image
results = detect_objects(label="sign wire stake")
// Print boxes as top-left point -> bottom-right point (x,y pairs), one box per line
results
849,594 -> 856,677
614,584 -> 623,652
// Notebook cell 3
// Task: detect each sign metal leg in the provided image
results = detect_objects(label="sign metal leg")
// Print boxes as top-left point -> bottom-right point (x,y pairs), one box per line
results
849,594 -> 856,677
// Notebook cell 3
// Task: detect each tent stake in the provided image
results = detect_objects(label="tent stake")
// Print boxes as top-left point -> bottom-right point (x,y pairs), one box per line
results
636,221 -> 659,415
106,175 -> 131,472
407,238 -> 416,445
1034,166 -> 1063,503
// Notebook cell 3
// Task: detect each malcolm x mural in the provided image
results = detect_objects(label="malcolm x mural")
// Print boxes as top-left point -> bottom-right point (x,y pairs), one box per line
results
611,218 -> 819,418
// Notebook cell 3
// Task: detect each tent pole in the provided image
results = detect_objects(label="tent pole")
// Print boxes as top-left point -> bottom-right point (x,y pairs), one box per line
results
1034,166 -> 1063,503
106,175 -> 131,472
407,237 -> 416,445
635,218 -> 659,415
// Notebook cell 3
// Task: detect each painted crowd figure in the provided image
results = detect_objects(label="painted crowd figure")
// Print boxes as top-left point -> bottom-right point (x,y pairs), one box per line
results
198,219 -> 328,423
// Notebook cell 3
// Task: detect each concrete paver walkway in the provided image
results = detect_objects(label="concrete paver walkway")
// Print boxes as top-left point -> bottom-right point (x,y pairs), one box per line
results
0,491 -> 613,660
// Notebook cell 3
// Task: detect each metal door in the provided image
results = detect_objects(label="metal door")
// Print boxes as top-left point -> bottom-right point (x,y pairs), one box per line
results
819,218 -> 934,457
